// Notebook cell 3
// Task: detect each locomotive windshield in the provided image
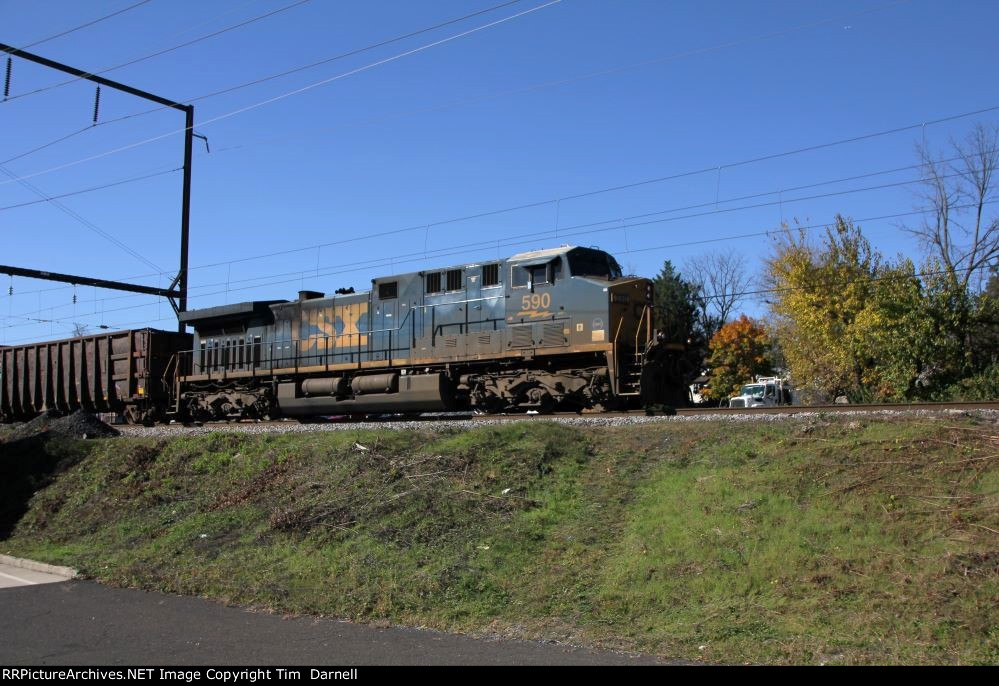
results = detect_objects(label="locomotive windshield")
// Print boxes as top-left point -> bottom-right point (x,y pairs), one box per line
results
567,248 -> 623,280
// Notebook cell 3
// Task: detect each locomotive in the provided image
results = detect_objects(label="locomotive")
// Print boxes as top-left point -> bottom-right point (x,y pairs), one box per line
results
1,246 -> 686,423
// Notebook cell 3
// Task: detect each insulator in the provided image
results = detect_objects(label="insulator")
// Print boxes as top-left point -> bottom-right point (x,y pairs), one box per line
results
4,56 -> 11,99
72,293 -> 77,305
7,285 -> 12,296
92,85 -> 101,124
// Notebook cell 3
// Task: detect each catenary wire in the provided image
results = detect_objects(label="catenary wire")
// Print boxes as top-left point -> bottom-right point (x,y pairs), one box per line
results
11,0 -> 156,51
5,196 -> 994,333
0,164 -> 165,273
0,145 -> 986,306
5,98 -> 993,309
0,153 -> 964,305
0,0 -> 525,168
0,166 -> 181,212
2,249 -> 990,344
1,0 -> 314,101
65,0 -> 905,141
0,0 -> 564,188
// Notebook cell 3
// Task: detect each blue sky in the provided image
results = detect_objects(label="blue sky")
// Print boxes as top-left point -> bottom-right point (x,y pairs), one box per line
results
2,0 -> 997,344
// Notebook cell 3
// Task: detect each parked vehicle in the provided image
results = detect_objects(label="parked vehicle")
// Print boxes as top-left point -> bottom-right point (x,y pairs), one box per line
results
727,376 -> 794,408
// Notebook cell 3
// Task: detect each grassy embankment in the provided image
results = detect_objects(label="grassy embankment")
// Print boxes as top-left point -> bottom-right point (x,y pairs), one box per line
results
1,415 -> 996,664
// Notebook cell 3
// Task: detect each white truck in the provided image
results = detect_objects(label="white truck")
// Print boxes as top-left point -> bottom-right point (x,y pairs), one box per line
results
727,376 -> 794,408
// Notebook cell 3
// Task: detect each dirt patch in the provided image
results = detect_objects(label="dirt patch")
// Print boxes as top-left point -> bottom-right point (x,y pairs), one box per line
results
949,551 -> 999,577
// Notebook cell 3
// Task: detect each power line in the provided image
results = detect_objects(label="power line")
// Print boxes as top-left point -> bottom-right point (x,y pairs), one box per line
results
173,0 -> 526,107
0,165 -> 181,212
2,0 -> 313,102
0,0 -> 564,188
0,149 -> 983,306
78,111 -> 999,281
3,220 -> 992,345
9,0 -> 908,158
3,98 -> 993,309
210,0 -> 914,154
7,198 -> 994,333
0,123 -> 95,167
10,259 -> 988,343
12,0 -> 155,51
0,0 -> 525,168
0,164 -> 165,273
705,264 -> 987,304
188,165 -> 968,275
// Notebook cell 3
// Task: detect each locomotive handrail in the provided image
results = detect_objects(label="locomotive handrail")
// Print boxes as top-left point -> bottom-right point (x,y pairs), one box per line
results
179,292 -> 512,379
634,303 -> 649,353
414,293 -> 505,309
611,315 -> 626,395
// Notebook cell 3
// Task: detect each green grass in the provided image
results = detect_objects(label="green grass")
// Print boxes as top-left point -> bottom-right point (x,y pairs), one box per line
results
1,416 -> 996,664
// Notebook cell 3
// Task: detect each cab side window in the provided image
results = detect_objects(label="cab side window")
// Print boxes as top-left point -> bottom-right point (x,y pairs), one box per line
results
512,266 -> 529,288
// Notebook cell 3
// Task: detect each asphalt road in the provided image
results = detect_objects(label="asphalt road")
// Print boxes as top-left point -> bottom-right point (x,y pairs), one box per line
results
0,580 -> 669,665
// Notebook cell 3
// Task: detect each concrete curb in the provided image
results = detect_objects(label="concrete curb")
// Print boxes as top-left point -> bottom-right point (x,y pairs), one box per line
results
0,554 -> 78,579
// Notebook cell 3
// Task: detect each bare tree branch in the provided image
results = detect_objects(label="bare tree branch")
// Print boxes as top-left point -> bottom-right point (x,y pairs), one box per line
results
684,249 -> 754,336
907,123 -> 999,291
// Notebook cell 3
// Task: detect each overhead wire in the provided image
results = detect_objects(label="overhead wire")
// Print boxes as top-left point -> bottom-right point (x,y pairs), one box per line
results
210,0 -> 914,153
0,0 -> 565,188
1,3 -> 990,324
11,0 -> 156,51
2,228 -> 992,345
1,137 -> 990,305
6,192 -> 995,334
0,0 -> 526,169
1,0 -> 314,101
6,0 -> 907,156
0,164 -> 165,273
3,100 -> 993,315
0,165 -> 181,212
0,1 -> 558,325
84,110 -> 999,279
21,255 -> 988,344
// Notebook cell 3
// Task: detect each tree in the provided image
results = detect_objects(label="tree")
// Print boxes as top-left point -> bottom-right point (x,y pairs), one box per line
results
908,123 -> 999,294
851,259 -> 937,400
653,261 -> 698,342
901,124 -> 999,380
766,214 -> 988,402
766,216 -> 882,402
72,322 -> 89,337
684,249 -> 753,340
651,260 -> 705,390
702,315 -> 772,402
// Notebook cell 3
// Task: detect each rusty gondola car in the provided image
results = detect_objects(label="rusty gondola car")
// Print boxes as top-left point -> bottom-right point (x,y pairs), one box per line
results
0,328 -> 190,424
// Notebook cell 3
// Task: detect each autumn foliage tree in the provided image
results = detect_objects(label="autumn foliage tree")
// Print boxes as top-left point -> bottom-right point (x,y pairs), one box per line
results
765,216 -> 880,402
702,315 -> 772,402
766,215 -> 997,402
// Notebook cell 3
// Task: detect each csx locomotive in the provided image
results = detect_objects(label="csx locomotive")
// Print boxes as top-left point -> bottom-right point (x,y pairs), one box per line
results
1,246 -> 684,423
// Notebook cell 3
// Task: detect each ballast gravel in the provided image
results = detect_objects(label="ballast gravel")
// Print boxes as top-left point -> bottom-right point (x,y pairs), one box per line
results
114,408 -> 999,437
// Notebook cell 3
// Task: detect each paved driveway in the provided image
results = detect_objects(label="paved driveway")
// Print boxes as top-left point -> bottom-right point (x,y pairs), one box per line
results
0,579 -> 671,665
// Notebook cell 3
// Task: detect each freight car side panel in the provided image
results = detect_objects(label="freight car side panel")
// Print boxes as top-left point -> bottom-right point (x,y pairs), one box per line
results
0,329 -> 190,422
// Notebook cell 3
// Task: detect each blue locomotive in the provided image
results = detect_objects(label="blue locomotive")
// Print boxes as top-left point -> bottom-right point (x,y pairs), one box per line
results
174,245 -> 680,419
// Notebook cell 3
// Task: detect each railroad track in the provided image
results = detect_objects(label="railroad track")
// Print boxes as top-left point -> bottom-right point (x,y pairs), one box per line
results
118,400 -> 999,433
674,400 -> 999,415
